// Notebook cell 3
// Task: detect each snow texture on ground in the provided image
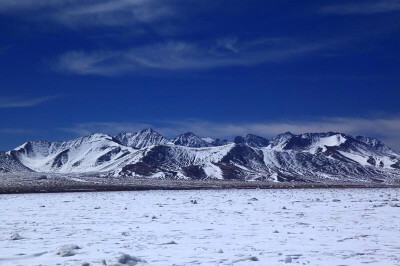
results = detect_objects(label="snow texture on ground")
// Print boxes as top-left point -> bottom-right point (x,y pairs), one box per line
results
1,189 -> 400,265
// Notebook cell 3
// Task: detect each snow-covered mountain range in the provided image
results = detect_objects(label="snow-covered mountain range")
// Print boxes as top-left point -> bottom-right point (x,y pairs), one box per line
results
2,129 -> 400,183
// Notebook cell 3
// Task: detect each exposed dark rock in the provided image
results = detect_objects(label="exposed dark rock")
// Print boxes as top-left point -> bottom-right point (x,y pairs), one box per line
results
51,149 -> 70,168
96,147 -> 121,165
182,165 -> 207,180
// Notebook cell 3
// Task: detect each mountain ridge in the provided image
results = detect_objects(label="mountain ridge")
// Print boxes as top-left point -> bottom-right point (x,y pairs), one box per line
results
2,129 -> 400,184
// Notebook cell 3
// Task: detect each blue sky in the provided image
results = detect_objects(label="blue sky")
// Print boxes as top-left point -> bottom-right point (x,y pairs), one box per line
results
1,0 -> 400,150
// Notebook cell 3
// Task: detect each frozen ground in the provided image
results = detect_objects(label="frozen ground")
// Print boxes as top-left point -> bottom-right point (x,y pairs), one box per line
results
1,189 -> 400,265
1,173 -> 398,194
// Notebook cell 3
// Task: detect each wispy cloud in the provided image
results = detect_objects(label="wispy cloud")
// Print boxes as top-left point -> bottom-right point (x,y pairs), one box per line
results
320,0 -> 400,15
56,0 -> 173,27
0,0 -> 174,27
0,0 -> 65,11
0,128 -> 31,134
0,95 -> 60,108
61,116 -> 400,150
56,38 -> 334,76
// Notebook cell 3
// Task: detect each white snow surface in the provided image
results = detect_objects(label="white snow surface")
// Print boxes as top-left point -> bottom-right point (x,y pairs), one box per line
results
308,134 -> 347,153
203,163 -> 223,179
339,150 -> 398,170
1,189 -> 400,265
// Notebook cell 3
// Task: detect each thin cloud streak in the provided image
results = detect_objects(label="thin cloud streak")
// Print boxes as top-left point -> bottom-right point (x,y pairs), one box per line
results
0,128 -> 31,134
62,116 -> 400,150
56,39 -> 334,76
320,0 -> 400,15
0,0 -> 175,27
0,95 -> 60,108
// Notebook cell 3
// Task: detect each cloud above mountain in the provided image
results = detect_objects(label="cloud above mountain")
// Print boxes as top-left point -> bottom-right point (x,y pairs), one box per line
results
0,95 -> 60,108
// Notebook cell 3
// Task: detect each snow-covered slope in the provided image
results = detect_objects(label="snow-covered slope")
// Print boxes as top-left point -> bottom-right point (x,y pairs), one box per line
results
115,128 -> 171,149
172,132 -> 211,147
5,130 -> 400,183
9,133 -> 142,173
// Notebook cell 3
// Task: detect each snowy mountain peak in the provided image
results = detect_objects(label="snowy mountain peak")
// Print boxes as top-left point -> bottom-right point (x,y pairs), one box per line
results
172,132 -> 210,147
115,128 -> 171,149
142,128 -> 156,134
281,131 -> 294,137
74,133 -> 115,144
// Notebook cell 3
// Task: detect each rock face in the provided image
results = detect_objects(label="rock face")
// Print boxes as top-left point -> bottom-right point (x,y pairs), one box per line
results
5,129 -> 400,183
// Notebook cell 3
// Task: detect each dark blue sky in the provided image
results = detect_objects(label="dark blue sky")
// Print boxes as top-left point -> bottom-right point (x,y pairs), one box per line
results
1,0 -> 400,150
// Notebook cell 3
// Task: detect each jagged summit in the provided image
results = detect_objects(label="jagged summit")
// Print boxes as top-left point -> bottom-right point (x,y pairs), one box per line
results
115,128 -> 171,149
172,132 -> 211,147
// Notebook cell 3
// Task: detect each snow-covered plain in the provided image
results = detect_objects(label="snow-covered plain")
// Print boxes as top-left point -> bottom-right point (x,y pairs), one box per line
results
1,189 -> 400,265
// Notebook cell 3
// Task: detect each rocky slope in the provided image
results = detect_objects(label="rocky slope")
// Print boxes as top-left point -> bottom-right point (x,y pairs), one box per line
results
0,152 -> 32,173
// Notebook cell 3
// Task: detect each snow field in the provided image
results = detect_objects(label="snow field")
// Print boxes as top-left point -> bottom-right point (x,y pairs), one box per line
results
1,189 -> 400,265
